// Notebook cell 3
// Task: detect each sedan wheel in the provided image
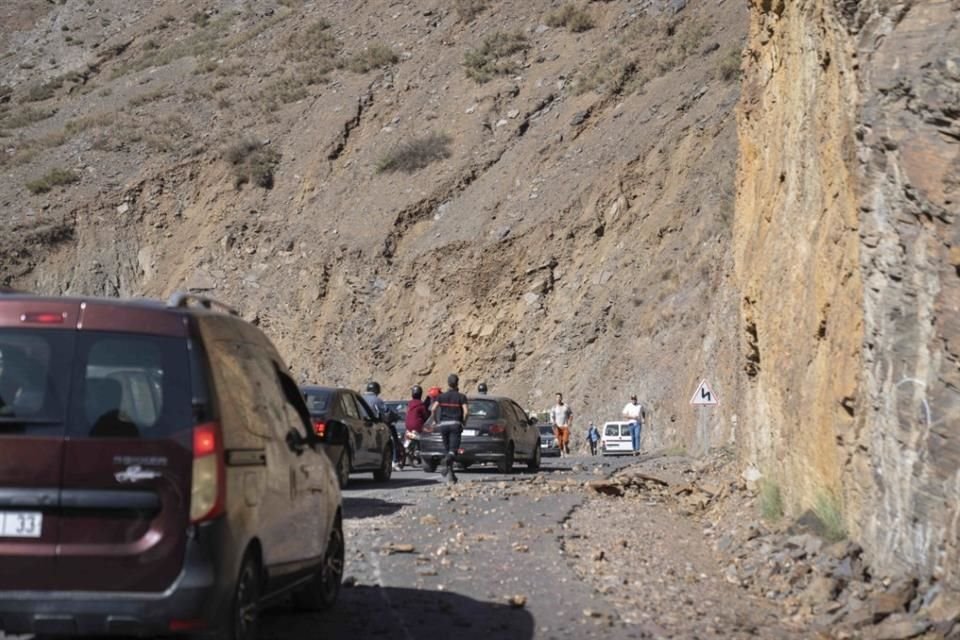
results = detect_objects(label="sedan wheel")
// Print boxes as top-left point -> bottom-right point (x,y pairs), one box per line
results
527,440 -> 541,471
373,446 -> 393,482
497,442 -> 515,474
336,449 -> 351,489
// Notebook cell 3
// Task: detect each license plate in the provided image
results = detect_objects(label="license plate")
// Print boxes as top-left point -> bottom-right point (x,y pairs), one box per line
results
462,429 -> 478,437
0,512 -> 43,538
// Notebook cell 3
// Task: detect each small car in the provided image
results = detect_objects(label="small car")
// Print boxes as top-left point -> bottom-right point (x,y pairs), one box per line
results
601,420 -> 635,455
301,385 -> 395,488
0,291 -> 343,639
538,423 -> 561,456
420,395 -> 540,473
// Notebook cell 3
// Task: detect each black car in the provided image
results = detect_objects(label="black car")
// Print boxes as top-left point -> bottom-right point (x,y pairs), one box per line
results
538,423 -> 561,456
420,395 -> 540,473
301,386 -> 395,488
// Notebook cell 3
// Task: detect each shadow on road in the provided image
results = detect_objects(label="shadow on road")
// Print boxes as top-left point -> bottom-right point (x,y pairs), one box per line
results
261,585 -> 535,639
343,477 -> 438,490
342,496 -> 412,519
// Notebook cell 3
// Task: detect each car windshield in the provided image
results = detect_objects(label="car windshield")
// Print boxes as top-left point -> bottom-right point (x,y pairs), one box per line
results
468,399 -> 499,418
538,425 -> 554,435
604,424 -> 620,436
302,389 -> 332,415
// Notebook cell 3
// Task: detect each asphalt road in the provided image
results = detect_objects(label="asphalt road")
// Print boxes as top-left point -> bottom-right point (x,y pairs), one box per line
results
261,453 -> 642,640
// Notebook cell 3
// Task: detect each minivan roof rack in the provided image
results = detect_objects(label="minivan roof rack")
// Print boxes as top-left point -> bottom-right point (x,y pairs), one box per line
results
166,291 -> 240,316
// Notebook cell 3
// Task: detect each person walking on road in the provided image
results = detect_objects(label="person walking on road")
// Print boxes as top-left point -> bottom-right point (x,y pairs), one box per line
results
622,394 -> 645,456
587,421 -> 600,456
550,393 -> 573,457
429,374 -> 469,484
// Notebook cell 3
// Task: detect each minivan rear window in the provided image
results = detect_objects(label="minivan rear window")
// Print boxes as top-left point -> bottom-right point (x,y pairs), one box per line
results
70,333 -> 192,439
0,329 -> 72,436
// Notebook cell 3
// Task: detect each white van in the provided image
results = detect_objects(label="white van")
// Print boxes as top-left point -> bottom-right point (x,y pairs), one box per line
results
601,420 -> 635,455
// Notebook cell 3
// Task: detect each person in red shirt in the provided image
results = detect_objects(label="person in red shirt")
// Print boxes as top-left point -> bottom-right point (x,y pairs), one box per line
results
405,385 -> 429,433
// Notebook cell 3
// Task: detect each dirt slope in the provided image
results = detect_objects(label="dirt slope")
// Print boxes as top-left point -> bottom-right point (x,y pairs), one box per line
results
0,0 -> 747,452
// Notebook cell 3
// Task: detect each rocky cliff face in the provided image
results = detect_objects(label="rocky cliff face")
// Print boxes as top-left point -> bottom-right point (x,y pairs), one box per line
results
737,0 -> 959,587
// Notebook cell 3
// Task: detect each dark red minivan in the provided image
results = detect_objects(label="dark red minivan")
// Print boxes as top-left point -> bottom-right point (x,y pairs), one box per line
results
0,291 -> 344,638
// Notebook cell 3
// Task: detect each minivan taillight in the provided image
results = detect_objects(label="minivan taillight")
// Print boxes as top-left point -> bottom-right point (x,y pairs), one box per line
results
190,422 -> 225,524
489,424 -> 506,437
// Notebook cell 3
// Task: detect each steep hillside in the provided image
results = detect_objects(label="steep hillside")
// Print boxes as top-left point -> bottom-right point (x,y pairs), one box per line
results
737,0 -> 959,588
0,0 -> 747,452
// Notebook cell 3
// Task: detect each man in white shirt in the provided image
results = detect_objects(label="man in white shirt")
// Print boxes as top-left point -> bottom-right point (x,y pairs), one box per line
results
622,395 -> 644,456
550,393 -> 573,457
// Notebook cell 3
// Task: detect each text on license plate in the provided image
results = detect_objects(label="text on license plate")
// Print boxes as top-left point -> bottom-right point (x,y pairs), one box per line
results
0,512 -> 43,538
462,429 -> 478,437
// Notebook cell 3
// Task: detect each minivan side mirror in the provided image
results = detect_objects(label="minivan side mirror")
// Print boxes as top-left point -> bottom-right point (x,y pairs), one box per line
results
285,428 -> 307,455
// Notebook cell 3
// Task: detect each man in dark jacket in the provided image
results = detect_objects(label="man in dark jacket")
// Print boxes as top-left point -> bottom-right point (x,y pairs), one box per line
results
429,373 -> 469,483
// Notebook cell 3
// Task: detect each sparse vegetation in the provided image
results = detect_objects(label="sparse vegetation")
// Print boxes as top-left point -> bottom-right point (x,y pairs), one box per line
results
22,77 -> 63,103
546,4 -> 594,32
376,132 -> 452,174
455,0 -> 487,21
573,12 -> 713,96
463,31 -> 528,83
26,167 -> 80,194
64,112 -> 113,136
288,19 -> 340,62
758,480 -> 784,522
128,87 -> 175,107
0,106 -> 57,129
225,138 -> 281,189
261,66 -> 330,110
717,46 -> 742,81
345,44 -> 398,73
813,491 -> 847,542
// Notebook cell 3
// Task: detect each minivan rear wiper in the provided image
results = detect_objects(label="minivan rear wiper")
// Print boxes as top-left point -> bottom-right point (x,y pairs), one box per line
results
0,417 -> 61,426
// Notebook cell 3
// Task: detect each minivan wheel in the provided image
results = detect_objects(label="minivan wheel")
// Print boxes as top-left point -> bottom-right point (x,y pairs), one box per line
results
497,442 -> 515,474
224,554 -> 260,640
337,449 -> 351,489
293,516 -> 344,611
373,446 -> 392,482
527,440 -> 541,471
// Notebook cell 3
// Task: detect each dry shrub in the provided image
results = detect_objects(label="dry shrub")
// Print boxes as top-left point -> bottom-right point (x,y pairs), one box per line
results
455,0 -> 487,21
225,138 -> 281,188
346,44 -> 398,73
376,132 -> 452,174
463,32 -> 528,83
0,106 -> 56,129
716,46 -> 742,81
546,4 -> 594,32
26,167 -> 80,194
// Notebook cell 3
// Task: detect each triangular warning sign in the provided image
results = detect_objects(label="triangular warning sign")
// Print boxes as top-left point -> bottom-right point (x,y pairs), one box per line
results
690,380 -> 719,406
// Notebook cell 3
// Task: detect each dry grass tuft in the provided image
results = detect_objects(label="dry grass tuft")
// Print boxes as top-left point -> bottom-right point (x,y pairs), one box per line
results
376,132 -> 452,174
463,31 -> 528,83
546,4 -> 595,32
26,167 -> 80,194
345,44 -> 398,73
225,138 -> 281,188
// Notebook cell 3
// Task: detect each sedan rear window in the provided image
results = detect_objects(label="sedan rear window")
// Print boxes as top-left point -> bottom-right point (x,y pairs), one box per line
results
303,389 -> 332,414
604,424 -> 620,436
467,399 -> 499,418
538,425 -> 554,436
